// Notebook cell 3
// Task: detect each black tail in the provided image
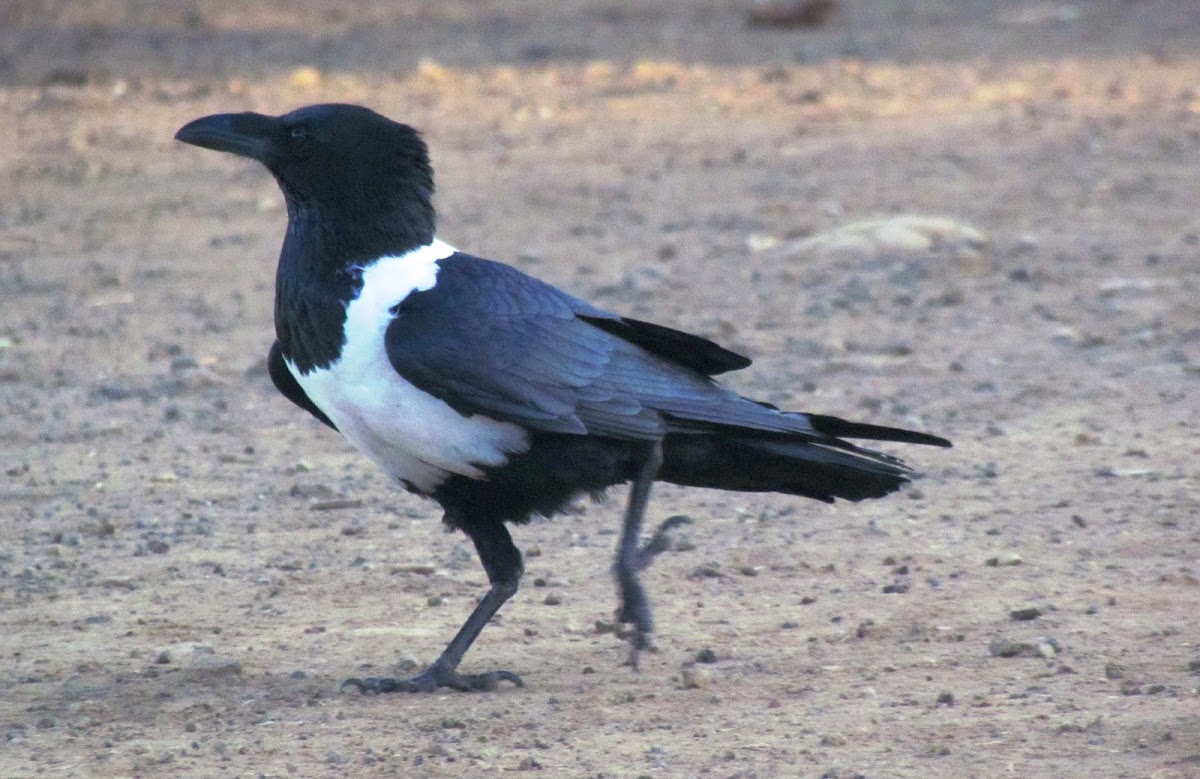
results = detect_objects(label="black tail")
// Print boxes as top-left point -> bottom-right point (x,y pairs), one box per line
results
659,415 -> 950,504
804,413 -> 952,449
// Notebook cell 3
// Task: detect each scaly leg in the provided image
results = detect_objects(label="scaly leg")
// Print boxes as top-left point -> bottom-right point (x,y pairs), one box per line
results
612,439 -> 665,669
344,520 -> 524,693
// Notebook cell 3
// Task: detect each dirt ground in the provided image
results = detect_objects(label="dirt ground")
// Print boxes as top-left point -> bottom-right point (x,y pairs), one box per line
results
2,2 -> 1199,777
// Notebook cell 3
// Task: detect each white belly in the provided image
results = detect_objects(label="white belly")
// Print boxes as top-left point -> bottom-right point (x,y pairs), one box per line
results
287,240 -> 529,494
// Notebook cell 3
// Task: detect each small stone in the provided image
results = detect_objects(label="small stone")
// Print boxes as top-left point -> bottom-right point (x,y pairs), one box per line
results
179,656 -> 243,682
747,0 -> 837,28
695,649 -> 718,664
746,234 -> 781,253
989,639 -> 1037,658
391,564 -> 436,576
688,561 -> 723,579
1010,606 -> 1043,621
1036,640 -> 1059,659
680,664 -> 713,689
416,59 -> 451,82
290,66 -> 322,88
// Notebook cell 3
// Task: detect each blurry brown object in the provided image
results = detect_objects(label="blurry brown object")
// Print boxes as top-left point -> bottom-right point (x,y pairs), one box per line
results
747,0 -> 837,28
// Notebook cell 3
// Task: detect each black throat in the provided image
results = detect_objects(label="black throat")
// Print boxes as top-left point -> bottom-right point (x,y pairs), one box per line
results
274,186 -> 436,374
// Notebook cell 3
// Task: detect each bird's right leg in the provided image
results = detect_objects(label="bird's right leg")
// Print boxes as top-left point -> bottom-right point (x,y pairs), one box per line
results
343,519 -> 524,693
612,439 -> 666,669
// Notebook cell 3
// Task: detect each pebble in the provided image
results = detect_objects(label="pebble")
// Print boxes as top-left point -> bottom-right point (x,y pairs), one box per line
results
290,67 -> 322,89
680,664 -> 713,689
688,561 -> 723,579
746,0 -> 836,28
786,216 -> 990,275
989,639 -> 1037,658
391,564 -> 437,576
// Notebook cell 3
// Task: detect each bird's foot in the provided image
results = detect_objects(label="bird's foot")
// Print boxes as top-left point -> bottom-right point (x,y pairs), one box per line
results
614,515 -> 691,667
342,663 -> 522,694
616,576 -> 655,669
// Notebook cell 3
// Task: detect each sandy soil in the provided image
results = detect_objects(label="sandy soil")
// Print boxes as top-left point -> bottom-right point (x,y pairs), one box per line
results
2,2 -> 1199,777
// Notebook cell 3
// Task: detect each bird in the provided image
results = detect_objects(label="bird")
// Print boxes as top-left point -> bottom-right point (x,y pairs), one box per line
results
175,103 -> 951,694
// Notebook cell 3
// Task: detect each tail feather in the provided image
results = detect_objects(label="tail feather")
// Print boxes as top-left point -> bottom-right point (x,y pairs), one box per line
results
659,413 -> 949,504
804,413 -> 952,448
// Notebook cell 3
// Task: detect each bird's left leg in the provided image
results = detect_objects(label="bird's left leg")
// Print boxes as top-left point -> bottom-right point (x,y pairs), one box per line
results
612,438 -> 665,669
343,519 -> 524,693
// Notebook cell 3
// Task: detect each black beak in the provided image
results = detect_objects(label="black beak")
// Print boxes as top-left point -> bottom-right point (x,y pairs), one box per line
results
175,112 -> 279,161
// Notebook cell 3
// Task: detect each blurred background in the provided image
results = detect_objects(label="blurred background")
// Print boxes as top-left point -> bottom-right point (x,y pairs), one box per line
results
2,0 -> 1197,85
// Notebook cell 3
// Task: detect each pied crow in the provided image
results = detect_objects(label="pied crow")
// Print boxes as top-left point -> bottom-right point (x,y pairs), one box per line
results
175,104 -> 951,693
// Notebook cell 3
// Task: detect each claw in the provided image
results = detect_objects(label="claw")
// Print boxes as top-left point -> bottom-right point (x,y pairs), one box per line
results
343,667 -> 523,694
635,514 -> 693,571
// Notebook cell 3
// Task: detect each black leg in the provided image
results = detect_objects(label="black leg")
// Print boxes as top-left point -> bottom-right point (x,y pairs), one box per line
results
612,439 -> 665,669
343,520 -> 525,693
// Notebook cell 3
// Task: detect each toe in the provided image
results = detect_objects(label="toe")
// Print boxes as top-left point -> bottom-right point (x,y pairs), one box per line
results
342,668 -> 522,694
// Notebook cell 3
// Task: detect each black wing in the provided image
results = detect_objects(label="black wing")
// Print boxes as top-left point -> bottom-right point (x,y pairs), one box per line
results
384,254 -> 818,440
577,315 -> 750,376
267,340 -> 338,430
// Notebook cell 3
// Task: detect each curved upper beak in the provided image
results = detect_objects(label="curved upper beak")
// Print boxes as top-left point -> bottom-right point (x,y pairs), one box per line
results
175,112 -> 279,161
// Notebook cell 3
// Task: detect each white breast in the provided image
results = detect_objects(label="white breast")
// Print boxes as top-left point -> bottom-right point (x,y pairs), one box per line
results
287,239 -> 530,494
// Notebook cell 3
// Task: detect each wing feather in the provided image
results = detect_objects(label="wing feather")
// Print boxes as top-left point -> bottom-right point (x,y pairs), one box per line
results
384,253 -> 818,441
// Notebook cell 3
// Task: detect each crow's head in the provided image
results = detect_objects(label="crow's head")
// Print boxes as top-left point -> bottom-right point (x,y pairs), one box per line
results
176,104 -> 433,212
